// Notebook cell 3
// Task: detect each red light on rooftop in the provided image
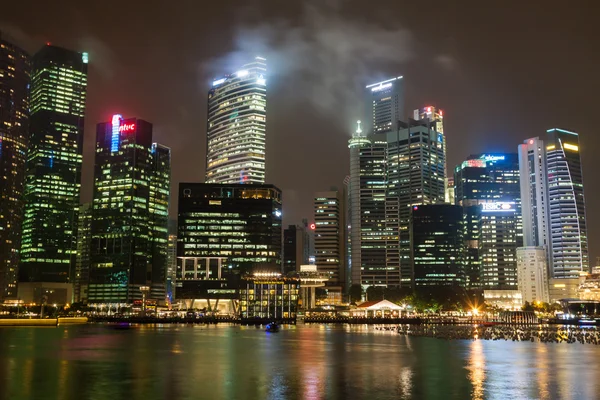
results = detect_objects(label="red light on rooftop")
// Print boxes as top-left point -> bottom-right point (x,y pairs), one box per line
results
529,139 -> 534,145
46,42 -> 52,46
310,223 -> 316,230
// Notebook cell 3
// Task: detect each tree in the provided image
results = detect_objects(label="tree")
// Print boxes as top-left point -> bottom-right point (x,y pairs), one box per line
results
349,284 -> 363,304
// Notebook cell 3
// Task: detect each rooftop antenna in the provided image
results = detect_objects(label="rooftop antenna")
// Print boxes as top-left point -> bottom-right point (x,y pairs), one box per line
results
356,120 -> 362,135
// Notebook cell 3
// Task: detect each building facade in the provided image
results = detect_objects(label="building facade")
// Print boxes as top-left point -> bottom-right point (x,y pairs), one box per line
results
364,77 -> 403,134
348,118 -> 446,289
205,57 -> 266,184
410,204 -> 466,287
545,128 -> 588,277
314,190 -> 346,294
516,246 -> 549,303
177,183 -> 282,279
283,224 -> 308,275
454,154 -> 522,289
519,131 -> 588,281
0,35 -> 30,300
88,116 -> 171,303
74,202 -> 92,303
239,271 -> 299,321
20,44 -> 88,286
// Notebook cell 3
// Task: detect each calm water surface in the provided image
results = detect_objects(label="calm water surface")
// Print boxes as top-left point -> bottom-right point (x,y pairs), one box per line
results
0,324 -> 598,400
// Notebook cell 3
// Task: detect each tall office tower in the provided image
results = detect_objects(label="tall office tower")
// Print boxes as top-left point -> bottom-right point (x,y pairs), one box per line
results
387,119 -> 446,287
177,183 -> 282,279
517,246 -> 549,303
410,205 -> 466,287
364,76 -> 403,134
20,44 -> 88,286
283,225 -> 308,275
518,138 -> 550,249
454,154 -> 522,290
314,190 -> 346,295
74,202 -> 92,303
206,57 -> 266,184
519,131 -> 588,281
0,35 -> 30,300
166,220 -> 177,303
88,116 -> 171,303
545,128 -> 588,277
347,121 -> 388,287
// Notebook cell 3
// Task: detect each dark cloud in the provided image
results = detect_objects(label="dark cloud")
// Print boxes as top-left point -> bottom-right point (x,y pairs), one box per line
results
202,2 -> 414,132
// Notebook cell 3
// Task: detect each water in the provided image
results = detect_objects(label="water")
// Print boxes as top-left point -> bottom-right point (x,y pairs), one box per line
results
0,324 -> 598,400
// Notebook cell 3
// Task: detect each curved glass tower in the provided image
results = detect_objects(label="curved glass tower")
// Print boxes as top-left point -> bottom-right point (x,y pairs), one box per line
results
206,57 -> 266,184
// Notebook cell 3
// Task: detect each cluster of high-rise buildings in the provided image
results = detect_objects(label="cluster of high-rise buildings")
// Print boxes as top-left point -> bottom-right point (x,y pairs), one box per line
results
0,31 -> 591,311
0,35 -> 171,306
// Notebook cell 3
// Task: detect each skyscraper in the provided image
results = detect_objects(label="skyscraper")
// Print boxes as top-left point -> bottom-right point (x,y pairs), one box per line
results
0,35 -> 30,300
519,131 -> 588,279
206,57 -> 266,184
314,190 -> 346,295
74,202 -> 92,303
518,138 -> 550,249
20,44 -> 88,286
88,116 -> 171,303
348,118 -> 446,288
545,128 -> 588,277
347,122 -> 387,287
283,225 -> 309,275
388,119 -> 446,287
410,204 -> 466,287
364,77 -> 403,134
454,154 -> 522,289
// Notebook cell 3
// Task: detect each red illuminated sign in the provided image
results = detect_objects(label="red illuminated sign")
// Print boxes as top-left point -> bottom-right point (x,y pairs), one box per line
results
119,123 -> 136,132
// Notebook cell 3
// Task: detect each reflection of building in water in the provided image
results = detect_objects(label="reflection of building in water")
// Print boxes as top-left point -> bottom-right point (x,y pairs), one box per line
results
239,271 -> 299,320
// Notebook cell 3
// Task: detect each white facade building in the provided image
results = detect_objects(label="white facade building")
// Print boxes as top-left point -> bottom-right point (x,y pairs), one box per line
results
517,246 -> 549,303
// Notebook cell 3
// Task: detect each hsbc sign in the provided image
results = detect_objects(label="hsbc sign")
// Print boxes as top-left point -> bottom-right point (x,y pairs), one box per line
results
482,202 -> 515,212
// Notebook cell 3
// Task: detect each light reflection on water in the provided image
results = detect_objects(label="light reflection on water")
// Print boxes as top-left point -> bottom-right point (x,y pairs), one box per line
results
0,324 -> 599,400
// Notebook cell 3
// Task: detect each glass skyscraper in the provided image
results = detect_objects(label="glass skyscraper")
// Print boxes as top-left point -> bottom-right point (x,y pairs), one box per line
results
364,76 -> 403,134
545,129 -> 588,277
88,116 -> 171,303
410,204 -> 466,287
206,57 -> 266,184
0,35 -> 30,299
454,153 -> 522,289
20,44 -> 87,285
348,118 -> 446,288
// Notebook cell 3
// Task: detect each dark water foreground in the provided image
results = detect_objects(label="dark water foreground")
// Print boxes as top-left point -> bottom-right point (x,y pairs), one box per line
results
1,324 -> 599,400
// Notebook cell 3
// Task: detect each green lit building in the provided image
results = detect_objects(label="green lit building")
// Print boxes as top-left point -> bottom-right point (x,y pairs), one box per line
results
0,35 -> 30,300
19,44 -> 88,286
88,116 -> 170,304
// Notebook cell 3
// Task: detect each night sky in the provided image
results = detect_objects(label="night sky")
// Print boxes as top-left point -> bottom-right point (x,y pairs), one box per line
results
3,0 -> 599,264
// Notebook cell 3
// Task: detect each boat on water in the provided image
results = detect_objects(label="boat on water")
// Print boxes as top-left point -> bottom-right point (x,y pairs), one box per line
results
265,322 -> 280,333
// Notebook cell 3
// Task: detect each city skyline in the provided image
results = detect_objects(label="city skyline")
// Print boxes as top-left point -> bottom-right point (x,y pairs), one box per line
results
1,0 -> 598,267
